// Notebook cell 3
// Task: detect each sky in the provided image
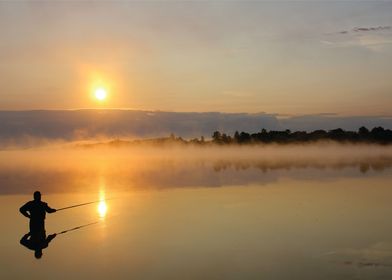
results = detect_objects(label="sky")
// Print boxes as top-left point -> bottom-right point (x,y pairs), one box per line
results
0,1 -> 391,116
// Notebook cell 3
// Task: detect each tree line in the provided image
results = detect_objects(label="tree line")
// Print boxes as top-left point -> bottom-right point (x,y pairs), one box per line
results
78,126 -> 392,148
209,127 -> 392,144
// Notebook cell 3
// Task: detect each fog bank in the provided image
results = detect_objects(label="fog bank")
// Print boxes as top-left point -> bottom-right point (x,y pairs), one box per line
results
1,143 -> 391,195
1,110 -> 391,147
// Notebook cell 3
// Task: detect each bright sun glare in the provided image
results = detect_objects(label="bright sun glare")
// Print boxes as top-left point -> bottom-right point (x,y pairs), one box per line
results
94,88 -> 107,101
98,201 -> 108,218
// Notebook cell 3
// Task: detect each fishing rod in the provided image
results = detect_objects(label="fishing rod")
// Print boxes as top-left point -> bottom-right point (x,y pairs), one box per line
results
56,221 -> 99,235
56,198 -> 115,212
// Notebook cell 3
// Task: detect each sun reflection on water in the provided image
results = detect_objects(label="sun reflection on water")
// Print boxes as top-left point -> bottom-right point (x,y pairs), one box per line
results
97,188 -> 108,218
98,200 -> 107,218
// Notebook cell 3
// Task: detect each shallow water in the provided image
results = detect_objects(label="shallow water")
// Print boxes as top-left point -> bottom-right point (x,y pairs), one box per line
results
1,145 -> 392,280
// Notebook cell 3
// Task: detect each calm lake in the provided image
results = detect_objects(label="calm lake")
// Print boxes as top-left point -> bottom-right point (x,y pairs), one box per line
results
1,144 -> 392,280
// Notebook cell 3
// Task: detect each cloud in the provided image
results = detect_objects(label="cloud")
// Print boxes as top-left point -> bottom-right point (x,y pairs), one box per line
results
334,26 -> 392,35
353,26 -> 391,33
357,34 -> 392,52
322,26 -> 392,51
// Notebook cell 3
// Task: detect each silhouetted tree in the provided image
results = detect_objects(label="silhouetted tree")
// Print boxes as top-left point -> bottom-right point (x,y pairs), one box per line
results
359,126 -> 369,136
212,131 -> 222,144
238,132 -> 251,143
234,131 -> 240,143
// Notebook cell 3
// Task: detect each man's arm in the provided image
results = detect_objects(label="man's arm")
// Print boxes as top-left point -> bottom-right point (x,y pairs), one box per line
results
46,233 -> 57,243
45,203 -> 56,213
19,203 -> 31,218
20,233 -> 31,248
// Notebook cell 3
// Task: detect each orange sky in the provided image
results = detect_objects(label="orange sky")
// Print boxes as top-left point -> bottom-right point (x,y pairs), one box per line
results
0,1 -> 391,116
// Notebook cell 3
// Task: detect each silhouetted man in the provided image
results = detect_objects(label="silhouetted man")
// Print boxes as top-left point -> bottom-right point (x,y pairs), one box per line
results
20,231 -> 57,259
20,191 -> 57,234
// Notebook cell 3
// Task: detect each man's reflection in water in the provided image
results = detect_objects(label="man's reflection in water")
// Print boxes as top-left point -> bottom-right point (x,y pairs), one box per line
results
19,221 -> 99,259
20,231 -> 57,259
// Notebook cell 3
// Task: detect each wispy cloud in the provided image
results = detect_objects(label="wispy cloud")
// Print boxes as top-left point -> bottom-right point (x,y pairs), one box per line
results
334,26 -> 392,35
322,26 -> 392,51
353,26 -> 391,33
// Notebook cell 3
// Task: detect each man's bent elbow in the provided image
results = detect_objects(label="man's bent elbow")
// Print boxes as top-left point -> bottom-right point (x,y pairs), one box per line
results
20,208 -> 30,218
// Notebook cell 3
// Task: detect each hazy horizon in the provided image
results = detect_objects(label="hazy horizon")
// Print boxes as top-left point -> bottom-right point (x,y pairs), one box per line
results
0,110 -> 391,147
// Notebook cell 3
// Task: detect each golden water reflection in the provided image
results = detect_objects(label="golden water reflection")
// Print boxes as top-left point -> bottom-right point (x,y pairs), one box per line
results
98,200 -> 107,218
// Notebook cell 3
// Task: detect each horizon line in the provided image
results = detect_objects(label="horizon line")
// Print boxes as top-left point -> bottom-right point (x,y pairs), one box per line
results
0,108 -> 391,119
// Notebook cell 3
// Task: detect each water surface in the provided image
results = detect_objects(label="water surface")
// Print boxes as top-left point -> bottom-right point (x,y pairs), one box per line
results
1,145 -> 392,279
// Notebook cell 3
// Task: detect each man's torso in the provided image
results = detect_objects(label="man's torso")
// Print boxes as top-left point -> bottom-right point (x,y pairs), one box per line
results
25,201 -> 48,221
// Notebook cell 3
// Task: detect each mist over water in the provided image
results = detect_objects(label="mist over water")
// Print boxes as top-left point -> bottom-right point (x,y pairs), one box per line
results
1,143 -> 391,194
1,143 -> 392,280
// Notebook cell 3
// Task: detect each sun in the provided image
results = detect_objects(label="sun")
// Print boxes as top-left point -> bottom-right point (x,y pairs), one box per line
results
94,88 -> 107,101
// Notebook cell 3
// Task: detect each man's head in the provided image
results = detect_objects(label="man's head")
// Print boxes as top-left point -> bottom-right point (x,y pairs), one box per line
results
34,249 -> 43,259
33,191 -> 41,201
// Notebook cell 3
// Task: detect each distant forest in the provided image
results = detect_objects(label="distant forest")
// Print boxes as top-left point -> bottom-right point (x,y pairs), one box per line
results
208,126 -> 392,145
82,126 -> 392,148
